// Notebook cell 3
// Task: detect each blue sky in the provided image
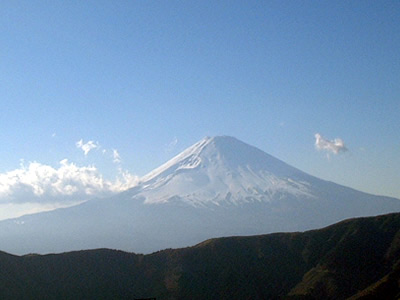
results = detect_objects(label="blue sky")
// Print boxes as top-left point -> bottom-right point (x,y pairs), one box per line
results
0,1 -> 399,218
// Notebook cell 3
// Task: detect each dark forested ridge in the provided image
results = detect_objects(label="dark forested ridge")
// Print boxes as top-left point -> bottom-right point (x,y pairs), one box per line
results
1,213 -> 400,300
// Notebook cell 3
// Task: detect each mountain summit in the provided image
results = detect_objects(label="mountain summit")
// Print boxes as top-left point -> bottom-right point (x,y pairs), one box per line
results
134,136 -> 315,205
1,136 -> 400,255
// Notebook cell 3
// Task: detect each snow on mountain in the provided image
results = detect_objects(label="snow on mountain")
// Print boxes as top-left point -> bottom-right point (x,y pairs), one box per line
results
1,136 -> 400,255
133,136 -> 316,206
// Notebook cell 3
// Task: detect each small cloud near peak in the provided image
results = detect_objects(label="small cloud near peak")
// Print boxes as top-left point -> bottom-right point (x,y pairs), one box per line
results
315,133 -> 347,155
165,136 -> 178,152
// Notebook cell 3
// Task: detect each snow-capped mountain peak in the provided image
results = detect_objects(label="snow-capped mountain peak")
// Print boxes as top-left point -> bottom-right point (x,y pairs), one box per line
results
140,136 -> 212,183
133,136 -> 315,206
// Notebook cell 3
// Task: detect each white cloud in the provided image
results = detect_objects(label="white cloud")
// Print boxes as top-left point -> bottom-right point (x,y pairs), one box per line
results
76,139 -> 99,156
315,133 -> 348,155
0,159 -> 139,205
112,149 -> 121,164
110,169 -> 140,192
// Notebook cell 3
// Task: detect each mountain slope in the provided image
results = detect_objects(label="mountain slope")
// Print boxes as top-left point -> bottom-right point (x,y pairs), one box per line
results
136,136 -> 315,206
0,136 -> 399,255
0,213 -> 400,300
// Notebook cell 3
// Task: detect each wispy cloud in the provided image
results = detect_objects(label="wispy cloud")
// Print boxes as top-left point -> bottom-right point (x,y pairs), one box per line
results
315,133 -> 348,155
76,139 -> 99,156
112,149 -> 121,164
0,159 -> 139,205
165,136 -> 178,152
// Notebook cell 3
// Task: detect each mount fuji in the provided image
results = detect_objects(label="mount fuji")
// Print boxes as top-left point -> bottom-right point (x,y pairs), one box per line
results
1,136 -> 400,255
135,136 -> 315,206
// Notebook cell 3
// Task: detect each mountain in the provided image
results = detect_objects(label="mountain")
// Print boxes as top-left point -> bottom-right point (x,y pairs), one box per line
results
1,213 -> 400,300
0,136 -> 400,255
136,136 -> 315,206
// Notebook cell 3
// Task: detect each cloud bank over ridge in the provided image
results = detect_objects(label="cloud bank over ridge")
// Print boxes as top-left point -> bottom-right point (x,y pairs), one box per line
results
0,159 -> 139,205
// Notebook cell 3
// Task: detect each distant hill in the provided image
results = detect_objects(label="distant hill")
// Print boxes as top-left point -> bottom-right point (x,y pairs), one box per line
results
1,212 -> 400,299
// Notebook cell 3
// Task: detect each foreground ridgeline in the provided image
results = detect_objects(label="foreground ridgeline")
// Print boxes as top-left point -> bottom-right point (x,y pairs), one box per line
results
1,136 -> 400,255
1,212 -> 400,299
